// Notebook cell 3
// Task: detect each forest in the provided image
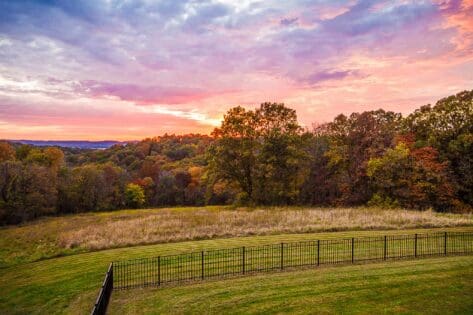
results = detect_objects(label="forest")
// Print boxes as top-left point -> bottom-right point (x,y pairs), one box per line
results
0,90 -> 472,224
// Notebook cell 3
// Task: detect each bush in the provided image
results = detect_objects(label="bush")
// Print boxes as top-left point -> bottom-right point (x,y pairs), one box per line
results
367,193 -> 400,209
125,184 -> 145,209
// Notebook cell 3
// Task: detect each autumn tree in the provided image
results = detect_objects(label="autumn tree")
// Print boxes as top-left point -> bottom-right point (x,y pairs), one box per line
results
209,103 -> 309,205
313,110 -> 402,205
0,142 -> 15,162
405,90 -> 473,206
367,136 -> 457,211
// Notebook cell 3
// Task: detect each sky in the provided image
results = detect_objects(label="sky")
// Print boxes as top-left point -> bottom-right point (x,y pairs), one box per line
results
0,0 -> 472,141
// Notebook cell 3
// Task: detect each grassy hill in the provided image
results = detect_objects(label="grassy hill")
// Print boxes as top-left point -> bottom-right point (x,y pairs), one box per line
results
110,256 -> 473,315
1,226 -> 473,314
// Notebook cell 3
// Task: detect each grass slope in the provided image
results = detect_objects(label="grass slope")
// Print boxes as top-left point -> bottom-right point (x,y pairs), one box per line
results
1,227 -> 472,314
1,206 -> 471,267
110,256 -> 473,315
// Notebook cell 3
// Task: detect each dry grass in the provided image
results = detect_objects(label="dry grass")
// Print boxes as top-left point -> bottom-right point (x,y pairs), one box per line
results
58,207 -> 473,250
1,206 -> 471,267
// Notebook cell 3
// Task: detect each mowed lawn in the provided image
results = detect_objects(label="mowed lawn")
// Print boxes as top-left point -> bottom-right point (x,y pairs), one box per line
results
110,256 -> 473,315
1,227 -> 473,314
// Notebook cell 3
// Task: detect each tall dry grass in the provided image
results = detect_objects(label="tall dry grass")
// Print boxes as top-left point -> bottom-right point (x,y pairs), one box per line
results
58,207 -> 473,250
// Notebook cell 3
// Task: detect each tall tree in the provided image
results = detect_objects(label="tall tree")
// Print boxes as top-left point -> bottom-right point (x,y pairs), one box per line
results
405,90 -> 473,206
209,103 -> 308,205
320,110 -> 402,205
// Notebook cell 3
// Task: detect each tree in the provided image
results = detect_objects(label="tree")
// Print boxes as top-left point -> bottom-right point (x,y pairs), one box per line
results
300,132 -> 339,205
44,147 -> 64,171
405,90 -> 473,206
209,106 -> 258,204
367,137 -> 457,211
154,171 -> 178,206
0,142 -> 15,162
0,162 -> 57,223
125,183 -> 145,208
321,110 -> 402,205
209,103 -> 308,205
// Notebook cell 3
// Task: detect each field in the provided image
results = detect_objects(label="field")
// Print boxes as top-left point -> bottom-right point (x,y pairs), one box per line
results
1,225 -> 473,314
110,256 -> 473,314
0,207 -> 472,314
1,206 -> 472,267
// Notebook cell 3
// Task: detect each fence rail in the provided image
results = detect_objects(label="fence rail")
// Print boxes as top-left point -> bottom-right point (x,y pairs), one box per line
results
91,263 -> 113,315
113,231 -> 473,290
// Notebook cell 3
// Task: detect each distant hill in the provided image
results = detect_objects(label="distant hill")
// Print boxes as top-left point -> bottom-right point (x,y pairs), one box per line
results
7,140 -> 130,150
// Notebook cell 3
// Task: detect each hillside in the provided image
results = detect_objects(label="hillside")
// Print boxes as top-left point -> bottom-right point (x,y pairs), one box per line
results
1,226 -> 472,314
8,140 -> 128,150
110,256 -> 473,314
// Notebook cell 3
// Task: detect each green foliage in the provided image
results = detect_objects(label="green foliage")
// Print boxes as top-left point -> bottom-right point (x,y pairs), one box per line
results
125,183 -> 145,208
367,193 -> 400,209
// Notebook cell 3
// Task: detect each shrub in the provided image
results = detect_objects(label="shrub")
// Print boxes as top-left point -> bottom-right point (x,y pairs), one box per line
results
125,183 -> 145,208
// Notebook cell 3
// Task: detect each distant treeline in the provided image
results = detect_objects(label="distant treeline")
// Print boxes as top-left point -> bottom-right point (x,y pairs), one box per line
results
1,90 -> 472,224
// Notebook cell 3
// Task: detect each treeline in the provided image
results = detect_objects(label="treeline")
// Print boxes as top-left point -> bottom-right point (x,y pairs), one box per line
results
1,90 -> 472,224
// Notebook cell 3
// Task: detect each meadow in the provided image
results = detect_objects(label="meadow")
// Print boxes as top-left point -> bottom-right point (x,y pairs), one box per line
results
0,207 -> 472,314
1,206 -> 472,267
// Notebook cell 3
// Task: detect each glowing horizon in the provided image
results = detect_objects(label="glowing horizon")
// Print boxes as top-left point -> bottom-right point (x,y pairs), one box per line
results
1,0 -> 472,141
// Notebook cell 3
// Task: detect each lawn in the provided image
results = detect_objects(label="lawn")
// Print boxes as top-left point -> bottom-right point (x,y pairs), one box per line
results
110,256 -> 473,315
1,227 -> 473,314
1,206 -> 471,267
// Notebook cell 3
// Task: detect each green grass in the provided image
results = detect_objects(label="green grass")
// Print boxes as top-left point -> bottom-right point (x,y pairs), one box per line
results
110,256 -> 473,314
1,227 -> 473,314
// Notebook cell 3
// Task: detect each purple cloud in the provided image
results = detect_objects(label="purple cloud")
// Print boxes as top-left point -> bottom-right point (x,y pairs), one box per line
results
74,81 -> 213,104
304,70 -> 361,85
280,17 -> 298,26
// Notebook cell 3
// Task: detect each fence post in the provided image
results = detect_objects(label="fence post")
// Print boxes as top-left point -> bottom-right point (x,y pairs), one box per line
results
158,256 -> 161,286
444,232 -> 447,256
351,238 -> 355,263
242,246 -> 245,274
110,263 -> 114,290
280,243 -> 284,270
414,234 -> 418,258
317,240 -> 320,266
201,251 -> 204,280
384,236 -> 387,260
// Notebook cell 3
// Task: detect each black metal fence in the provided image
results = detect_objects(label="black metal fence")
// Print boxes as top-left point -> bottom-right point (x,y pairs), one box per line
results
113,231 -> 473,290
91,263 -> 113,315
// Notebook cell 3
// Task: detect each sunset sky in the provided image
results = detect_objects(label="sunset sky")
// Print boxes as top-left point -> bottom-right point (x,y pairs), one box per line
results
1,0 -> 472,140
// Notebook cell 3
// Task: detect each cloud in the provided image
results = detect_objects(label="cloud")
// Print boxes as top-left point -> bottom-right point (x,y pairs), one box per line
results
304,70 -> 361,85
1,0 -> 473,140
280,17 -> 298,26
74,81 -> 213,104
